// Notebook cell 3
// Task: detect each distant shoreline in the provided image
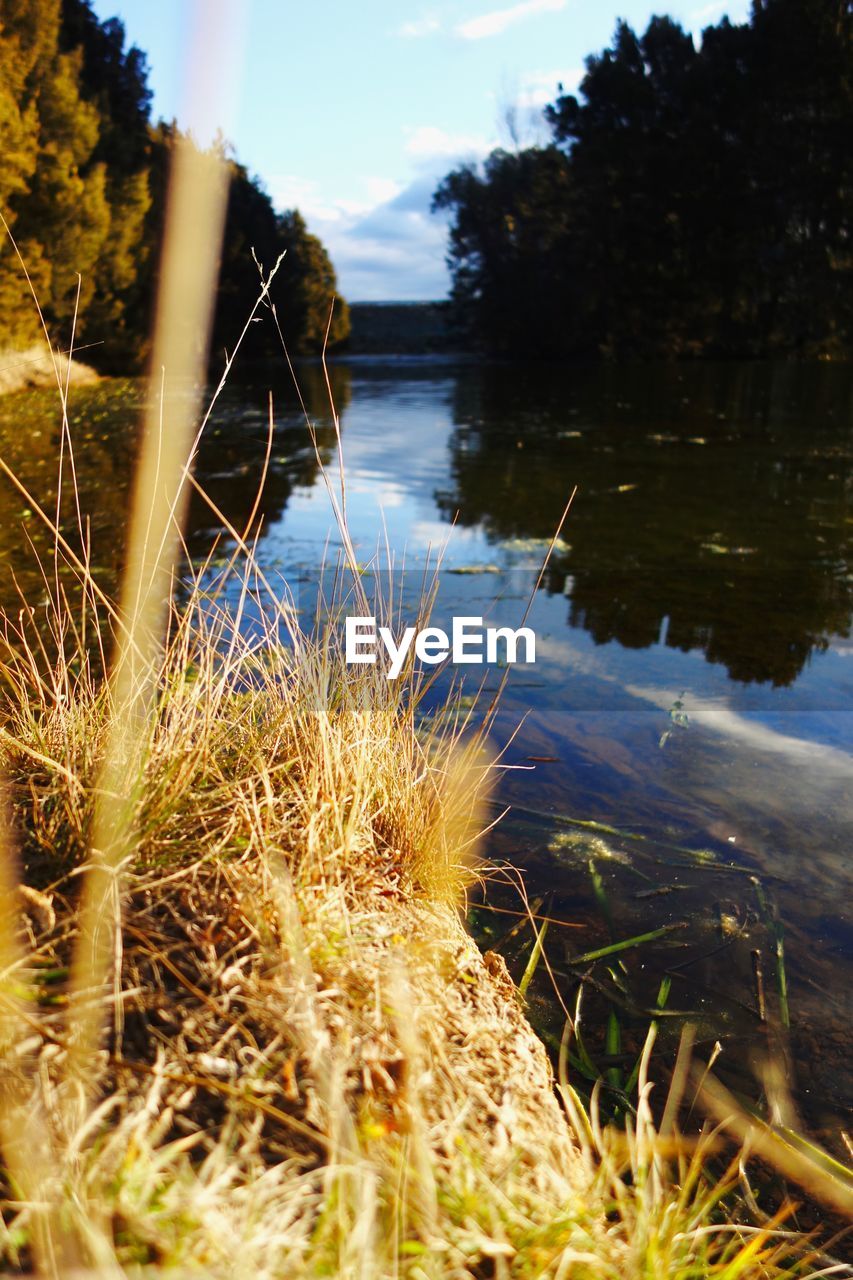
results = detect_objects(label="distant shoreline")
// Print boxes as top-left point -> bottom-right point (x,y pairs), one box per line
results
344,300 -> 466,356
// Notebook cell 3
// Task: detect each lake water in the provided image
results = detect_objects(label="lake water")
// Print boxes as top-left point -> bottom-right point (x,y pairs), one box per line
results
1,358 -> 850,1139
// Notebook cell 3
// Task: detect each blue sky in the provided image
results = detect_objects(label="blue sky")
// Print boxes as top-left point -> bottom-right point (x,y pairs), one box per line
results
90,0 -> 751,301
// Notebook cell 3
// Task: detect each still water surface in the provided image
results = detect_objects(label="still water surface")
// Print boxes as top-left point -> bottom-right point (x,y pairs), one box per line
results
1,359 -> 850,1133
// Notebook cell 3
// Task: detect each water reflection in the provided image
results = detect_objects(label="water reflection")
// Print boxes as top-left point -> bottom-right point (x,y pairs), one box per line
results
437,362 -> 852,685
0,363 -> 349,616
185,363 -> 349,554
0,378 -> 142,619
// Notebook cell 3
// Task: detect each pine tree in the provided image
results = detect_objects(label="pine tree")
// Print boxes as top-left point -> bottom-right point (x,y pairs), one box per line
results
275,210 -> 350,354
1,0 -> 348,367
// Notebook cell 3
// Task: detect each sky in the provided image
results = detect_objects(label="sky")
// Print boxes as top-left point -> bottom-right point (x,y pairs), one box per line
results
90,0 -> 751,302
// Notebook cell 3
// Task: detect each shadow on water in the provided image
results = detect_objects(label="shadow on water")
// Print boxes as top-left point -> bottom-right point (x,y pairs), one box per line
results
437,361 -> 853,686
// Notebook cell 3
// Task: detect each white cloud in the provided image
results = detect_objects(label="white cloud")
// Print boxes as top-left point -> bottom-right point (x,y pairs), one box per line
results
266,172 -> 453,301
404,124 -> 492,160
455,0 -> 565,41
365,176 -> 404,204
323,198 -> 451,301
266,128 -> 500,301
398,14 -> 440,37
266,174 -> 400,226
267,174 -> 357,223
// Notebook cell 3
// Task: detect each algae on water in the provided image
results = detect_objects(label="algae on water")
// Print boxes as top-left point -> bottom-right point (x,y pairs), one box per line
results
548,829 -> 631,866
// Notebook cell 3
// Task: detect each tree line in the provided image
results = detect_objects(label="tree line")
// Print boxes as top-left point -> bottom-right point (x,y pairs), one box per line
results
0,0 -> 349,372
434,0 -> 852,360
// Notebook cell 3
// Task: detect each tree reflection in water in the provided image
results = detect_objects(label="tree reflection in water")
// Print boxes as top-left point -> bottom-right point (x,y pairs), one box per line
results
436,361 -> 852,686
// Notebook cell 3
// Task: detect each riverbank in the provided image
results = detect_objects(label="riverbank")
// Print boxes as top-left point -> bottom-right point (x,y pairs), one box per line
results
1,542 -> 848,1277
0,345 -> 99,396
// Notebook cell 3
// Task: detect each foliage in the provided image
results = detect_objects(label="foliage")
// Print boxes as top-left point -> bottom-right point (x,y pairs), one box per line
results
0,0 -> 348,372
212,171 -> 349,363
434,0 -> 853,359
275,209 -> 350,354
433,147 -> 576,357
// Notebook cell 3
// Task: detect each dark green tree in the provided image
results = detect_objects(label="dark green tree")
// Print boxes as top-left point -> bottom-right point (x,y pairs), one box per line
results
274,210 -> 350,355
436,0 -> 853,359
0,11 -> 41,343
546,17 -> 708,356
208,155 -> 281,364
210,172 -> 350,364
433,147 -> 575,356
